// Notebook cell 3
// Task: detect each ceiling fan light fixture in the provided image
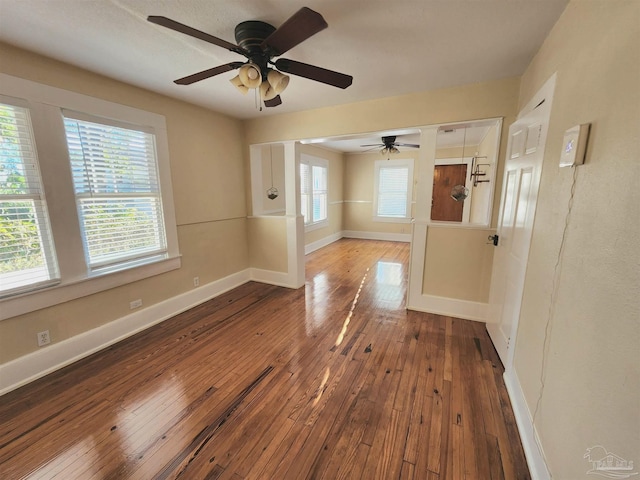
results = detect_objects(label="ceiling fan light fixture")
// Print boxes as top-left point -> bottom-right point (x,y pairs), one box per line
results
229,75 -> 249,94
380,146 -> 400,156
260,80 -> 278,101
238,63 -> 262,89
267,70 -> 290,94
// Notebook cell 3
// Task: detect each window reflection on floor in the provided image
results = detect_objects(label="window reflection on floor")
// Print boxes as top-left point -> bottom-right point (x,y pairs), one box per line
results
305,272 -> 329,335
376,261 -> 403,286
374,261 -> 405,309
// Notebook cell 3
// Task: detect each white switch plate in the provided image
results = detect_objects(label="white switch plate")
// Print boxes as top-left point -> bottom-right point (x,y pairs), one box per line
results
560,123 -> 590,167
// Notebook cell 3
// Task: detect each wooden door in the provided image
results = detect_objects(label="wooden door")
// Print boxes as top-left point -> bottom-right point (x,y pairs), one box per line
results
431,164 -> 467,221
487,78 -> 555,368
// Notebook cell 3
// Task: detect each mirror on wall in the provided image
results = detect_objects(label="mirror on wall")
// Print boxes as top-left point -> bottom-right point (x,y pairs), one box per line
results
432,118 -> 502,226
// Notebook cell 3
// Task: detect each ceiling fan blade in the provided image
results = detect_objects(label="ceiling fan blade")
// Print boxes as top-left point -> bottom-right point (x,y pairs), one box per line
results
148,16 -> 247,55
264,96 -> 282,107
275,58 -> 352,89
360,144 -> 384,147
174,62 -> 244,85
395,143 -> 420,148
362,146 -> 382,153
261,7 -> 328,56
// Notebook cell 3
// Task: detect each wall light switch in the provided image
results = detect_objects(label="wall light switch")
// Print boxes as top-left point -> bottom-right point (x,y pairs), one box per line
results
560,124 -> 590,168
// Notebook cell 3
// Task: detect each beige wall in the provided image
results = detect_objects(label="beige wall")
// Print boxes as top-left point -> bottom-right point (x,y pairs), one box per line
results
435,145 -> 479,159
513,1 -> 639,477
259,144 -> 286,214
343,151 -> 418,235
422,226 -> 494,302
0,43 -> 250,363
469,123 -> 499,224
247,217 -> 288,272
244,77 -> 520,146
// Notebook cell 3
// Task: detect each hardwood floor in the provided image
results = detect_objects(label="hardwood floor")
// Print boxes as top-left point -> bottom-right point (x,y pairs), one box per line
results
0,239 -> 530,479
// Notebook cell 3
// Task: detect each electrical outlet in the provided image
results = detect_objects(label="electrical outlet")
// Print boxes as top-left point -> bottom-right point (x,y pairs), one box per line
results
37,330 -> 50,347
130,299 -> 142,310
193,276 -> 200,287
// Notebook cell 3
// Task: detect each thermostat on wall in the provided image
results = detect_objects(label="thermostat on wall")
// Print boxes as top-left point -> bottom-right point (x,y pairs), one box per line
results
560,123 -> 590,167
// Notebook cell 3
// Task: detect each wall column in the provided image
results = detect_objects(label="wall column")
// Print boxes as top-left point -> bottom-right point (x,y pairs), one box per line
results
283,141 -> 305,288
407,127 -> 437,309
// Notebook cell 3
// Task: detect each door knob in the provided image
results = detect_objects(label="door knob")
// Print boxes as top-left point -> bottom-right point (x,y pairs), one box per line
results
488,234 -> 499,246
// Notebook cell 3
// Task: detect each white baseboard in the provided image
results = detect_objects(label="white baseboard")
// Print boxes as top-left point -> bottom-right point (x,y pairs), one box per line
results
0,269 -> 251,396
407,293 -> 489,322
249,268 -> 298,289
504,369 -> 551,480
342,230 -> 411,243
305,232 -> 343,255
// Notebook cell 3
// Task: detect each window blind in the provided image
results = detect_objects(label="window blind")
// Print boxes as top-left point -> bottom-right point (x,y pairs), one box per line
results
300,161 -> 327,225
311,165 -> 327,223
0,102 -> 58,294
63,116 -> 167,270
377,165 -> 409,217
300,163 -> 310,223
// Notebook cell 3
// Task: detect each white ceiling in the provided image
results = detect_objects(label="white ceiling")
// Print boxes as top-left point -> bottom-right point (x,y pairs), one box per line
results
0,0 -> 568,122
312,122 -> 494,154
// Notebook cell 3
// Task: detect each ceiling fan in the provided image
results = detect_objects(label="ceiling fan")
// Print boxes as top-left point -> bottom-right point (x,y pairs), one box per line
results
361,136 -> 420,155
147,7 -> 353,108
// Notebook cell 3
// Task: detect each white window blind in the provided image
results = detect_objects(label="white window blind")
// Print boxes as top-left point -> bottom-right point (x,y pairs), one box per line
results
377,164 -> 410,218
300,158 -> 327,226
0,102 -> 58,295
63,115 -> 167,271
300,162 -> 310,224
311,165 -> 327,223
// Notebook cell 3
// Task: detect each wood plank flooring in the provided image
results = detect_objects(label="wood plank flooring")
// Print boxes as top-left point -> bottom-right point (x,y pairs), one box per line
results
0,239 -> 530,479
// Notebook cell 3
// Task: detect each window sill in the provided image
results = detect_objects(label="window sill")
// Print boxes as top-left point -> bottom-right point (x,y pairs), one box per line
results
304,220 -> 329,232
373,216 -> 413,224
0,255 -> 181,321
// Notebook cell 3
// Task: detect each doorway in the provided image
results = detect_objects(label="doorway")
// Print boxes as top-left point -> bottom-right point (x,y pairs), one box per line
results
432,164 -> 467,221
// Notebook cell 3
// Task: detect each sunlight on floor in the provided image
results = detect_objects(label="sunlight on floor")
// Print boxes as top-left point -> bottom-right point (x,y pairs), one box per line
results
335,268 -> 369,347
305,272 -> 329,335
28,436 -> 100,479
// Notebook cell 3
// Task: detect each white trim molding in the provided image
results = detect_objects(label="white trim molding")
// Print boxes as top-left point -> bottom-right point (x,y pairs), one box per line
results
343,230 -> 411,243
0,269 -> 251,396
407,293 -> 489,322
249,268 -> 296,288
305,232 -> 343,255
504,369 -> 551,480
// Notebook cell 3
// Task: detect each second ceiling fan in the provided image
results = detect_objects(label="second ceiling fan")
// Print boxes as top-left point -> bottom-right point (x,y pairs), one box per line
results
148,7 -> 353,107
361,136 -> 420,155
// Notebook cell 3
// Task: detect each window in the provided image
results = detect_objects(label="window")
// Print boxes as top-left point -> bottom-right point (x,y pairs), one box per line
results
0,73 -> 179,319
63,114 -> 167,273
300,155 -> 328,228
0,101 -> 58,295
374,159 -> 414,222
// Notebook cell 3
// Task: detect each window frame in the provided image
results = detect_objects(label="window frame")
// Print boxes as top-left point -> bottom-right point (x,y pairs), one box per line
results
373,158 -> 414,223
63,111 -> 169,273
0,74 -> 180,320
300,154 -> 329,231
0,97 -> 60,296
